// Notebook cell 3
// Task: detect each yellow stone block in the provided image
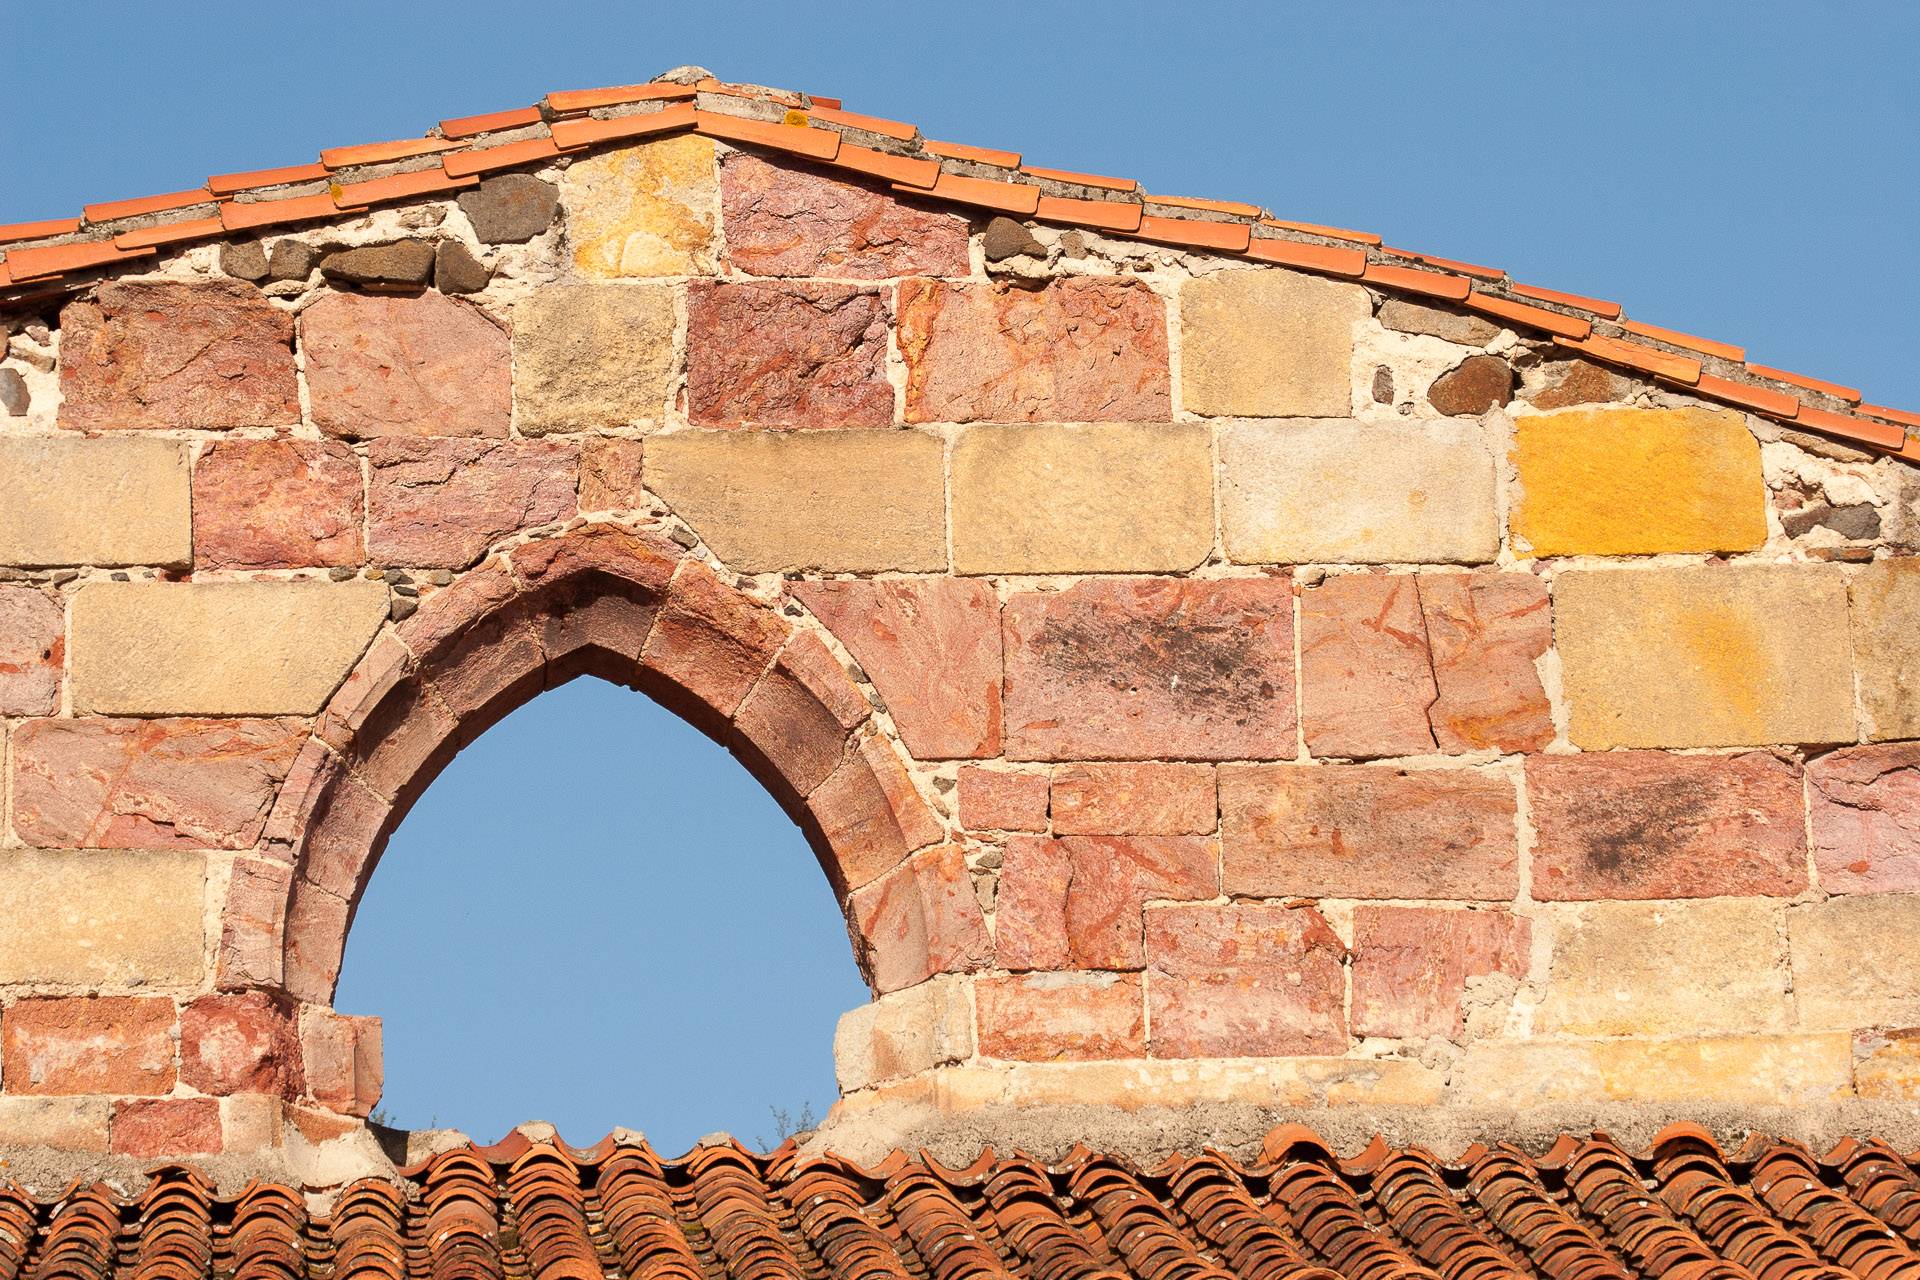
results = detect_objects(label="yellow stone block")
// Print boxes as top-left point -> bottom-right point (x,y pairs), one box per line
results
1849,557 -> 1920,740
0,850 -> 206,987
1511,406 -> 1766,556
561,134 -> 717,277
1854,1029 -> 1920,1099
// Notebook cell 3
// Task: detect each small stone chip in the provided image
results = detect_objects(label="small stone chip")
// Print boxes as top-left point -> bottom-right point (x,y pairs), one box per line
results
457,174 -> 560,244
982,216 -> 1045,262
219,241 -> 270,282
433,241 -> 491,295
0,368 -> 27,416
267,240 -> 319,281
1371,366 -> 1394,405
319,240 -> 436,288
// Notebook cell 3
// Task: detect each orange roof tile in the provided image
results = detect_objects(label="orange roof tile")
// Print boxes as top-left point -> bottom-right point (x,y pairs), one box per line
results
925,138 -> 1020,168
544,82 -> 696,113
1619,318 -> 1746,362
441,135 -> 569,178
1021,164 -> 1137,192
808,105 -> 917,141
0,215 -> 82,243
1466,291 -> 1593,341
82,188 -> 213,223
206,162 -> 329,195
1747,362 -> 1862,404
1362,260 -> 1472,301
1246,236 -> 1368,277
1129,214 -> 1253,253
1262,216 -> 1383,246
320,137 -> 461,170
1509,281 -> 1623,319
439,105 -> 544,139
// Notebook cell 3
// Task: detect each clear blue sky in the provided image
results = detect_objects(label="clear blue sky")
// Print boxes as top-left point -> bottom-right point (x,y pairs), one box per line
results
9,2 -> 1915,1149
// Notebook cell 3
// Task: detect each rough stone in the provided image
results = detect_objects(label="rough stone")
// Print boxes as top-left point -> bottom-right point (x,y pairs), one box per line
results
0,850 -> 205,985
1426,354 -> 1513,416
1299,573 -> 1437,759
1808,743 -> 1920,893
59,280 -> 299,430
301,290 -> 511,438
219,240 -> 269,281
1002,577 -> 1296,761
433,240 -> 491,294
1219,419 -> 1499,564
1219,764 -> 1518,899
1555,564 -> 1853,749
300,1010 -> 383,1116
512,283 -> 675,434
1791,894 -> 1920,1029
0,587 -> 63,715
793,579 -> 1001,759
0,1098 -> 111,1152
898,278 -> 1171,423
806,733 -> 946,896
319,240 -> 436,287
267,240 -> 318,281
562,134 -> 717,277
180,992 -> 301,1096
1377,299 -> 1499,346
1525,359 -> 1631,410
3,997 -> 176,1094
977,973 -> 1145,1060
1450,1035 -> 1852,1107
367,437 -> 578,569
1370,366 -> 1393,405
1181,269 -> 1370,417
833,977 -> 973,1091
458,173 -> 559,243
579,437 -> 647,512
1527,751 -> 1807,899
720,152 -> 969,278
1854,1028 -> 1920,1100
1849,558 -> 1920,740
1351,906 -> 1530,1040
955,768 -> 1049,832
982,217 -> 1045,262
847,843 -> 993,994
1145,903 -> 1347,1057
995,835 -> 1217,971
114,1098 -> 219,1154
1510,407 -> 1766,556
646,429 -> 946,572
0,436 -> 191,568
0,366 -> 24,416
70,580 -> 388,715
1418,572 -> 1555,754
217,857 -> 292,991
1050,763 -> 1215,836
950,423 -> 1213,573
687,281 -> 893,429
192,438 -> 364,569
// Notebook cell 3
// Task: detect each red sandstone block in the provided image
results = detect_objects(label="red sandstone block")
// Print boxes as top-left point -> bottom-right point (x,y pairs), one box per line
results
283,881 -> 351,1006
720,152 -> 968,278
3,997 -> 176,1095
733,637 -> 867,803
298,772 -> 395,900
111,1098 -> 221,1157
1050,762 -> 1215,835
1220,764 -> 1518,900
956,767 -> 1048,833
193,438 -> 365,570
847,843 -> 991,994
367,437 -> 579,570
1527,751 -> 1806,900
1300,574 -> 1437,760
897,277 -> 1171,424
300,290 -> 511,440
995,834 -> 1217,971
414,602 -> 544,729
1809,743 -> 1920,894
976,973 -> 1146,1060
300,1008 -> 383,1117
687,280 -> 894,429
1351,906 -> 1530,1040
396,562 -> 520,661
640,561 -> 791,730
217,856 -> 294,991
0,587 -> 63,717
180,992 -> 303,1097
1145,903 -> 1347,1058
806,732 -> 946,896
794,579 -> 1002,760
1419,572 -> 1553,754
1003,577 -> 1295,761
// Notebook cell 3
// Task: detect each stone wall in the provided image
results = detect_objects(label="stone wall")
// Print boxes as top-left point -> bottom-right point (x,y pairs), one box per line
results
4,124 -> 1920,1172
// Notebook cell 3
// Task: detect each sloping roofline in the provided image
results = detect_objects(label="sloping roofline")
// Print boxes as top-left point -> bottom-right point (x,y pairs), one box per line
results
3,69 -> 1914,459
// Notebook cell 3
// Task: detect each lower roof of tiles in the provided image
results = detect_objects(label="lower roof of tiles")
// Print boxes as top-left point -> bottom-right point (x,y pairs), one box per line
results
11,1124 -> 1920,1280
1,68 -> 1916,466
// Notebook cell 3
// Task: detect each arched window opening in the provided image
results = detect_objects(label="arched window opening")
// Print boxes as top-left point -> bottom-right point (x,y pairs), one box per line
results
333,674 -> 868,1153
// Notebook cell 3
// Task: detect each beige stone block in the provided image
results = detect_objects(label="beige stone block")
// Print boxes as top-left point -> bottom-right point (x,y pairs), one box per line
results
1450,1034 -> 1853,1106
1001,1057 -> 1442,1109
1854,1028 -> 1920,1100
71,580 -> 387,716
561,134 -> 716,277
0,850 -> 206,986
1791,894 -> 1920,1029
1851,558 -> 1920,741
1180,269 -> 1369,417
951,423 -> 1212,573
1219,418 -> 1498,563
0,1097 -> 112,1151
0,436 -> 189,568
512,284 -> 676,435
1539,898 -> 1790,1036
645,429 -> 946,573
1510,407 -> 1766,556
833,976 -> 974,1092
1556,564 -> 1853,749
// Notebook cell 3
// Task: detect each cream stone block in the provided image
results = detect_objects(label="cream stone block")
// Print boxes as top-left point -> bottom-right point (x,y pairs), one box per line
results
1791,894 -> 1920,1029
1450,1034 -> 1853,1106
0,1097 -> 112,1152
644,429 -> 946,573
0,436 -> 189,567
71,580 -> 387,715
833,977 -> 974,1092
1850,558 -> 1920,741
561,134 -> 717,277
1219,418 -> 1498,563
512,283 -> 676,435
1180,269 -> 1370,417
1001,1057 -> 1443,1109
951,423 -> 1212,573
0,850 -> 206,986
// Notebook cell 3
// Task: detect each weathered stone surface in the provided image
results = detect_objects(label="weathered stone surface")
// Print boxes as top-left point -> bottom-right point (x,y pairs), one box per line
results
1854,1028 -> 1920,1100
0,436 -> 190,567
1555,564 -> 1853,749
1850,558 -> 1920,740
3,997 -> 176,1094
1220,419 -> 1499,564
1181,270 -> 1369,417
1450,1034 -> 1852,1107
301,290 -> 511,439
833,976 -> 973,1091
1003,577 -> 1295,761
720,152 -> 969,278
319,240 -> 436,286
111,1099 -> 222,1156
1791,894 -> 1920,1029
579,437 -> 647,512
219,240 -> 269,282
1418,572 -> 1554,753
367,437 -> 578,569
60,280 -> 298,430
646,429 -> 946,572
11,717 -> 299,849
300,1010 -> 383,1117
950,423 -> 1213,573
267,240 -> 318,281
1809,743 -> 1920,894
807,733 -> 946,896
1000,1057 -> 1442,1110
0,1099 -> 110,1152
193,438 -> 364,569
433,240 -> 491,294
513,283 -> 676,435
1299,574 -> 1436,759
793,579 -> 1000,759
639,561 -> 788,726
70,580 -> 387,715
732,641 -> 863,801
977,973 -> 1145,1060
1050,763 -> 1214,836
0,850 -> 205,985
847,843 -> 993,994
0,587 -> 62,715
562,134 -> 717,277
1145,903 -> 1347,1057
1352,906 -> 1529,1040
1220,764 -> 1518,899
898,278 -> 1171,423
0,367 -> 27,416
1541,898 -> 1790,1035
1426,354 -> 1513,416
218,856 -> 292,991
1783,501 -> 1880,541
458,173 -> 559,243
996,835 -> 1217,971
1376,299 -> 1499,346
1524,359 -> 1631,410
982,217 -> 1046,262
180,993 -> 301,1096
956,768 -> 1049,832
1527,751 -> 1807,899
1511,407 -> 1766,556
687,281 -> 892,428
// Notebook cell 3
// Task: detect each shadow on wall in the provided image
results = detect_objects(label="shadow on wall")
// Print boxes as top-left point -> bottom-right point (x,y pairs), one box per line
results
332,675 -> 867,1154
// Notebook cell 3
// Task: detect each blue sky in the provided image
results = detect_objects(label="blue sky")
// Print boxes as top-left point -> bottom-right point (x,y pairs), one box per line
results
8,1 -> 1914,1149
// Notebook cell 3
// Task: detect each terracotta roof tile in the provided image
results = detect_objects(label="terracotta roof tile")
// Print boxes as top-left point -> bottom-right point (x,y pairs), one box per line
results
1620,318 -> 1747,362
834,143 -> 940,189
1559,332 -> 1704,384
218,191 -> 341,232
3,238 -> 155,281
441,135 -> 568,178
1128,213 -> 1253,252
1466,290 -> 1595,340
1747,362 -> 1863,404
1034,193 -> 1143,231
440,105 -> 544,139
1262,216 -> 1383,246
1245,235 -> 1368,277
547,102 -> 696,150
925,138 -> 1020,168
1020,164 -> 1137,191
1148,191 -> 1265,218
544,82 -> 697,113
897,171 -> 1041,216
1689,370 -> 1801,418
333,167 -> 478,209
205,162 -> 329,196
0,215 -> 82,243
82,188 -> 214,223
1862,403 -> 1920,430
809,105 -> 917,141
319,137 -> 461,169
1384,246 -> 1503,280
694,109 -> 840,160
1510,281 -> 1623,319
1362,260 -> 1473,301
113,216 -> 228,251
